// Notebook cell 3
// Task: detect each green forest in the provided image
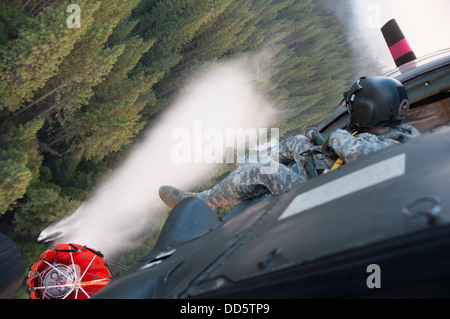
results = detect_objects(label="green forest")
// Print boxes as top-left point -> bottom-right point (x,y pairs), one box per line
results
0,0 -> 382,298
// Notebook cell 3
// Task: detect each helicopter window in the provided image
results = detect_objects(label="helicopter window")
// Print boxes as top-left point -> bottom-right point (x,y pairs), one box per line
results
404,95 -> 450,132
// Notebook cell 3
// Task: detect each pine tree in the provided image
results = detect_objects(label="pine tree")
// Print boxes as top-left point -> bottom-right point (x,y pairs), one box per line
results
133,0 -> 237,118
46,36 -> 156,160
257,0 -> 372,137
0,150 -> 32,215
13,183 -> 81,238
2,119 -> 45,182
0,2 -> 32,52
177,1 -> 253,65
16,0 -> 142,125
96,36 -> 155,89
21,0 -> 69,16
50,0 -> 140,83
0,1 -> 100,112
50,44 -> 127,121
62,94 -> 145,161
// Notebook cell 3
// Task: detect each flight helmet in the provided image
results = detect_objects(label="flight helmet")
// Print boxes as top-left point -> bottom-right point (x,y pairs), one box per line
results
345,76 -> 410,130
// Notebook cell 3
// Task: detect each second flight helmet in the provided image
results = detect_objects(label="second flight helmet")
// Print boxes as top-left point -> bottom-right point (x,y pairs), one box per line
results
345,76 -> 410,130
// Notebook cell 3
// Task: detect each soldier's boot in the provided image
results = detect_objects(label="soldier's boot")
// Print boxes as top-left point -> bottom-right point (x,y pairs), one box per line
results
158,185 -> 197,208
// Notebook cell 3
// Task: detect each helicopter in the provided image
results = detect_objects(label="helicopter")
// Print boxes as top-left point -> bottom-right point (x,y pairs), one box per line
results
92,19 -> 450,299
3,18 -> 449,300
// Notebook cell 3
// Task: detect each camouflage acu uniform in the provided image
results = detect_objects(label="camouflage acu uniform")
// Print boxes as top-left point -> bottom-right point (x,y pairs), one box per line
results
329,124 -> 421,163
197,124 -> 420,210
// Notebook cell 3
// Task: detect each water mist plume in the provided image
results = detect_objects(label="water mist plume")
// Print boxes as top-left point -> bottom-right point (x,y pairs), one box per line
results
38,58 -> 276,258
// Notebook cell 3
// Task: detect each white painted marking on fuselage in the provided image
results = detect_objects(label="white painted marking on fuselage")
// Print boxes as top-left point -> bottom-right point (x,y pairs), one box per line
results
278,153 -> 406,220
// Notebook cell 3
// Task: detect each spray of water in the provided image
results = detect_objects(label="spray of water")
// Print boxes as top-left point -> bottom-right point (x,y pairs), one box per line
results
38,57 -> 277,258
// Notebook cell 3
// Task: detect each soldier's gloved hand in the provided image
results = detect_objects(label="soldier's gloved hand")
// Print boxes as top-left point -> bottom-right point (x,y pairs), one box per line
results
322,136 -> 337,159
306,127 -> 326,146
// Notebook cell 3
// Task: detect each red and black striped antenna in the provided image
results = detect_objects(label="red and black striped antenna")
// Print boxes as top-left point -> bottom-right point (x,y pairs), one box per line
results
381,19 -> 417,67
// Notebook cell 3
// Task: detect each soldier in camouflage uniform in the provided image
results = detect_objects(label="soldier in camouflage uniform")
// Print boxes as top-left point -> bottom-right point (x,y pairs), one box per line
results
159,76 -> 421,211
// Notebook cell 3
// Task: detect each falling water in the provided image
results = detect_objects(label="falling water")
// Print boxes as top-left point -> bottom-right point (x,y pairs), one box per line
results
38,58 -> 276,258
